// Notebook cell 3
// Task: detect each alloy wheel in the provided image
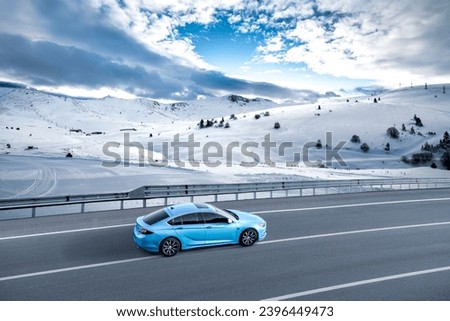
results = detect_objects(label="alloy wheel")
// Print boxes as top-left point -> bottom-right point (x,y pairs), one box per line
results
161,237 -> 180,257
240,229 -> 258,246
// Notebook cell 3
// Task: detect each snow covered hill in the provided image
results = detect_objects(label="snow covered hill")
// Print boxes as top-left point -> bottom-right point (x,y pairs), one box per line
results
1,84 -> 450,198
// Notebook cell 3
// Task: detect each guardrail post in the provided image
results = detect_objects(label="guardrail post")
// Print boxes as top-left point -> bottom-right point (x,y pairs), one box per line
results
31,207 -> 36,218
81,203 -> 85,213
120,200 -> 124,210
143,199 -> 147,208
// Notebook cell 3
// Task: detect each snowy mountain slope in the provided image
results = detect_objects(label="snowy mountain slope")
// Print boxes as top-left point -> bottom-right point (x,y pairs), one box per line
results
0,87 -> 278,156
1,84 -> 450,198
119,84 -> 450,169
0,88 -> 278,130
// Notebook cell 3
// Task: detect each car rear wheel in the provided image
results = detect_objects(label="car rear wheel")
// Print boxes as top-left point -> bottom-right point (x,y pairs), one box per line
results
240,228 -> 258,246
160,237 -> 181,257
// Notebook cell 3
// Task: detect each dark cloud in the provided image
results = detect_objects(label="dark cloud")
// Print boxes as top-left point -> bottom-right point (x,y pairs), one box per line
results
191,70 -> 321,101
0,0 -> 323,102
0,31 -> 320,102
0,33 -> 182,97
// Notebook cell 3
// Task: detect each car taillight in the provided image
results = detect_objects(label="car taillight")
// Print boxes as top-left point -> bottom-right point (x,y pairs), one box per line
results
138,226 -> 153,235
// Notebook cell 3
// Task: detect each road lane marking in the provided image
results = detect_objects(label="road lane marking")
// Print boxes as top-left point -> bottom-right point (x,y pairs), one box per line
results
259,221 -> 450,245
253,197 -> 450,214
0,257 -> 155,282
262,265 -> 450,301
1,196 -> 450,241
0,223 -> 135,241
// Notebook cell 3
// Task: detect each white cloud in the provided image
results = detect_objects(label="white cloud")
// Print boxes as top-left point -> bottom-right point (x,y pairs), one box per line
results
287,19 -> 326,43
255,0 -> 450,86
228,14 -> 242,24
88,0 -> 218,69
257,35 -> 285,54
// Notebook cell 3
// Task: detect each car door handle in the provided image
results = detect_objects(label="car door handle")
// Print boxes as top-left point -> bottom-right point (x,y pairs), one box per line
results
205,226 -> 212,229
175,227 -> 184,230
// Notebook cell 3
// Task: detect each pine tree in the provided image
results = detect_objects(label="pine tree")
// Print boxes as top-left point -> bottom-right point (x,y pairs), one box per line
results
442,151 -> 450,170
442,131 -> 450,149
415,117 -> 423,127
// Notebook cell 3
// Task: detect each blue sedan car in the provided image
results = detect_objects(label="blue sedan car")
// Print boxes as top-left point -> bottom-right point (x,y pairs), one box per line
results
134,202 -> 267,256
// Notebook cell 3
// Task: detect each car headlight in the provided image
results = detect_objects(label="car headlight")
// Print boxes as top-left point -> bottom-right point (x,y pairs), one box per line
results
258,222 -> 266,228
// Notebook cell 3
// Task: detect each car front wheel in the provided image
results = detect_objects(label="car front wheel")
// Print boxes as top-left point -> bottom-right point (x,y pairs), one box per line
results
160,237 -> 181,257
240,228 -> 258,246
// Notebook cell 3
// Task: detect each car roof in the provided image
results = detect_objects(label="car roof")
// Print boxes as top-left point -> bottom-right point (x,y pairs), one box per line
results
165,202 -> 215,217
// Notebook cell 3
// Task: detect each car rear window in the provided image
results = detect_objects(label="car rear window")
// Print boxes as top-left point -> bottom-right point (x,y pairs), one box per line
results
143,209 -> 169,225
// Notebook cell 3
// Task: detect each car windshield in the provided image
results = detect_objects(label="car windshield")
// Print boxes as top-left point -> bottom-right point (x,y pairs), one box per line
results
212,206 -> 239,220
143,209 -> 169,225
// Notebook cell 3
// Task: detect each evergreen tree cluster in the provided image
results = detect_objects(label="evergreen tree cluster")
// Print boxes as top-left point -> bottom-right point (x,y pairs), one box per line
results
418,131 -> 450,169
198,116 -> 230,129
421,131 -> 450,152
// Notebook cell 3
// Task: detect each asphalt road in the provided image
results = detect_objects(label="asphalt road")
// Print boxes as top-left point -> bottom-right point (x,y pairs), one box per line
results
1,189 -> 450,300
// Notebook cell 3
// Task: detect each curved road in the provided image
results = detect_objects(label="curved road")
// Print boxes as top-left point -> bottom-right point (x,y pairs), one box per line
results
1,189 -> 450,300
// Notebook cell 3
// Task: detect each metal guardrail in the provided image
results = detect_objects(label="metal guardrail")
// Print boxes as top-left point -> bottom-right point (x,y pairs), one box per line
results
1,178 -> 450,220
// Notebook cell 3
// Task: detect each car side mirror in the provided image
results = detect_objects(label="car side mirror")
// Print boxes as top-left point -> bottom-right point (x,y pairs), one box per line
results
228,219 -> 233,224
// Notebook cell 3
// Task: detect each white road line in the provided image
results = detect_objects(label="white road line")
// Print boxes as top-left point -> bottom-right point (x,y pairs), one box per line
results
253,197 -> 450,214
0,223 -> 135,241
259,221 -> 450,245
262,265 -> 450,301
0,257 -> 154,282
2,196 -> 450,241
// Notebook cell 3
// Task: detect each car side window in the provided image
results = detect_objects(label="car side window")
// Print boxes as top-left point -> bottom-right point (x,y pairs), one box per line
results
168,216 -> 183,226
181,213 -> 203,225
203,213 -> 229,224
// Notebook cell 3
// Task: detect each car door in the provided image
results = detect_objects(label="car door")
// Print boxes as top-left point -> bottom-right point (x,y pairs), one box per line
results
171,213 -> 205,248
202,212 -> 237,245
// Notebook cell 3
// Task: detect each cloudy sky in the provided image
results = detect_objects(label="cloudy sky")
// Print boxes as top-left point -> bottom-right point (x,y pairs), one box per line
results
0,0 -> 448,102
